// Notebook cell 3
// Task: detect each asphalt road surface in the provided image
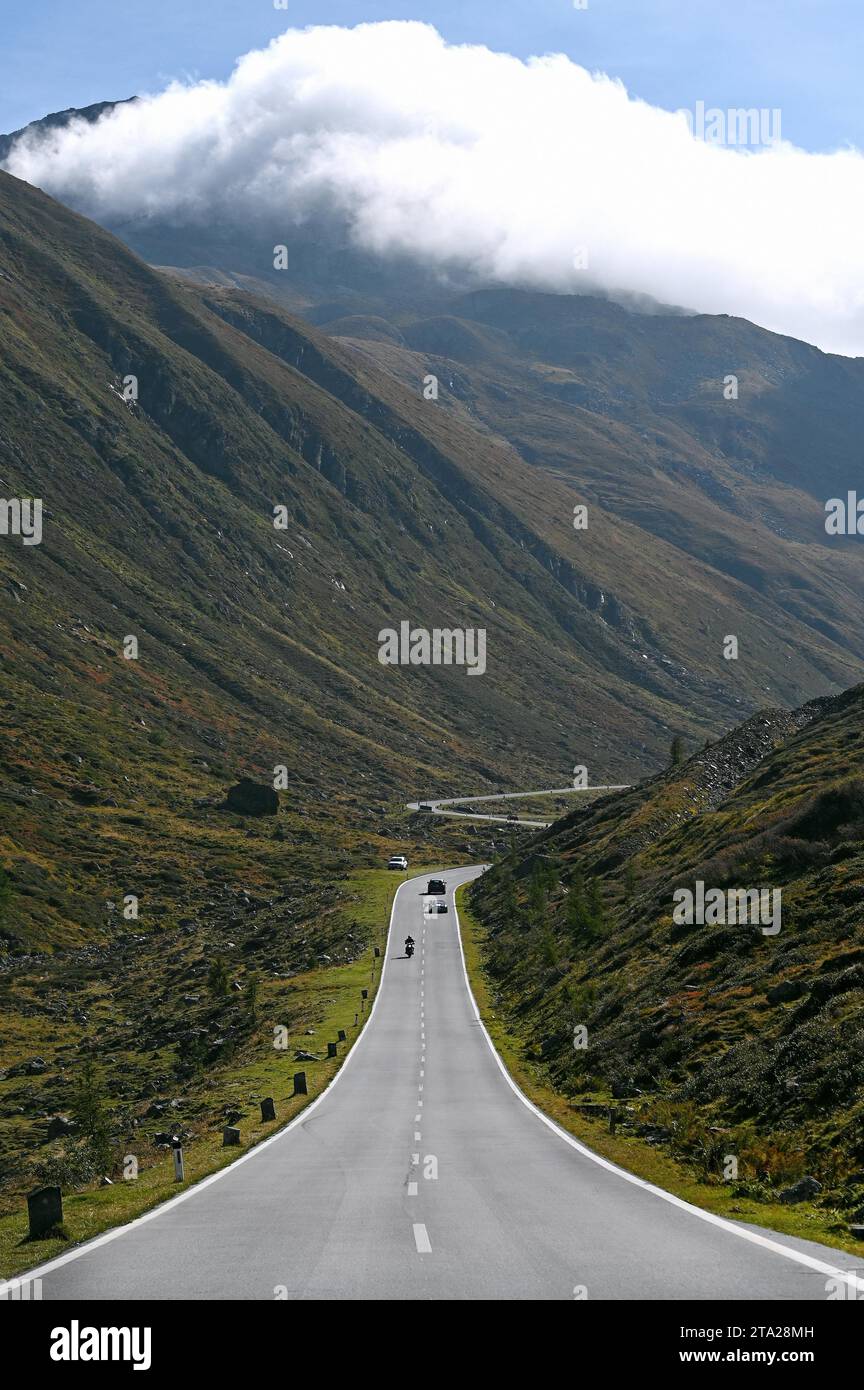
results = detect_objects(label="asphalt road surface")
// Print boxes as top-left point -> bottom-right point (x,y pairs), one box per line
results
406,784 -> 631,827
30,867 -> 864,1300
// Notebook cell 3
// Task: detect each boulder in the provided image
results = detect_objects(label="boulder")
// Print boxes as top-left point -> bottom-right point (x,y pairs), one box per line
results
222,779 -> 279,817
16,1057 -> 47,1077
778,1176 -> 822,1205
766,980 -> 804,1005
46,1116 -> 75,1140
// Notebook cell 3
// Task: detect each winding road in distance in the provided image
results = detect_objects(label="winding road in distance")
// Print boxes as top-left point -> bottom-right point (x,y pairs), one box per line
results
406,783 -> 632,829
27,868 -> 864,1300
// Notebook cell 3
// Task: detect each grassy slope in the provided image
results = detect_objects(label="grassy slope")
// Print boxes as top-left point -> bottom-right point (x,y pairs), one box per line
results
457,884 -> 864,1258
466,686 -> 864,1249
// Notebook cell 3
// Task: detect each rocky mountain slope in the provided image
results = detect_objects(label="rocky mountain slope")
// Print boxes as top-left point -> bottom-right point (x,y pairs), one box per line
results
5,105 -> 864,724
5,167 -> 862,956
468,684 -> 864,1216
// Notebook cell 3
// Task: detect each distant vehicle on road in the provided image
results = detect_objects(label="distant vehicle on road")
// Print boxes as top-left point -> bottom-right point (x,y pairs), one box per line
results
427,878 -> 446,894
433,902 -> 448,914
387,854 -> 409,870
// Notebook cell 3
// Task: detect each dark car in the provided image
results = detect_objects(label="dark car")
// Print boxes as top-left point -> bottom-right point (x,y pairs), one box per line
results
427,878 -> 446,894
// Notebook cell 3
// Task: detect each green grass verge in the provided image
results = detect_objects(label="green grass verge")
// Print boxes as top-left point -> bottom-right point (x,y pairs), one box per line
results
455,883 -> 864,1262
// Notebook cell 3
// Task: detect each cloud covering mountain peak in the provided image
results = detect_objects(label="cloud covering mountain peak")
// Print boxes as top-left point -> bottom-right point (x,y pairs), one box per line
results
6,21 -> 864,354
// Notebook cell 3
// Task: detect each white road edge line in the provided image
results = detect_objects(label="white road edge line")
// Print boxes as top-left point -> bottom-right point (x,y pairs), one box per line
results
413,1223 -> 432,1253
451,873 -> 864,1297
21,872 -> 413,1284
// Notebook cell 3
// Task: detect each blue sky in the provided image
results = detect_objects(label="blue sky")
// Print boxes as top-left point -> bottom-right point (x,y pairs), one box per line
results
2,0 -> 862,153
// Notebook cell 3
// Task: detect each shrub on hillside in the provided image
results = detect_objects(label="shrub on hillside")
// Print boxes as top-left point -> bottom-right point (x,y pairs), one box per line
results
31,1142 -> 98,1190
784,779 -> 864,842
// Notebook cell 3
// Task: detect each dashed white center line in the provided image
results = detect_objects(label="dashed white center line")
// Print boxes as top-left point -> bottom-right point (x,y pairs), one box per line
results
413,1223 -> 432,1254
412,1152 -> 420,1164
407,1181 -> 418,1197
414,1130 -> 421,1141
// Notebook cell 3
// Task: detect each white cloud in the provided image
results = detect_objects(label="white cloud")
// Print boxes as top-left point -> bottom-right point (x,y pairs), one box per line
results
6,21 -> 864,355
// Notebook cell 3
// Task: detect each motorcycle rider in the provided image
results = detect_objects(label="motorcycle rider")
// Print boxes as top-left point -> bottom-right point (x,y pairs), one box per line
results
405,935 -> 415,955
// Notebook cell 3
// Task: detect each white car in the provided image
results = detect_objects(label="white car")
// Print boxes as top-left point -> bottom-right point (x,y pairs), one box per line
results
387,855 -> 409,870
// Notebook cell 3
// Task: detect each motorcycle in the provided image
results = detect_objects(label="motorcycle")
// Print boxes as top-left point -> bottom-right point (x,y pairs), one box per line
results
405,941 -> 415,958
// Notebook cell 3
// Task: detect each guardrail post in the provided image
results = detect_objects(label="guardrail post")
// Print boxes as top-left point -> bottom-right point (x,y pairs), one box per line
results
293,1071 -> 307,1096
260,1097 -> 276,1122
